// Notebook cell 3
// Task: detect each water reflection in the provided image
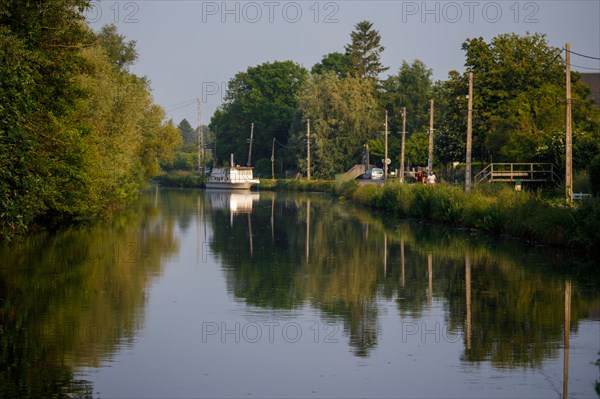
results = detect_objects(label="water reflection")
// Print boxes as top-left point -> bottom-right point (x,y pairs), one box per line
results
208,191 -> 599,367
0,197 -> 179,397
0,188 -> 598,397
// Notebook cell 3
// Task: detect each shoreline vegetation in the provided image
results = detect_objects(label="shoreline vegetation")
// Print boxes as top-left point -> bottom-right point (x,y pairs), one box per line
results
154,172 -> 599,251
267,179 -> 600,251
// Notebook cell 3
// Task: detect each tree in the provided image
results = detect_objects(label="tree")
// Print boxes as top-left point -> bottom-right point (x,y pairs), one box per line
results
178,119 -> 196,148
0,3 -> 181,239
405,132 -> 429,167
381,60 -> 433,135
438,33 -> 600,167
209,61 -> 308,170
344,20 -> 388,79
311,52 -> 350,77
0,0 -> 92,238
295,73 -> 380,178
96,24 -> 138,70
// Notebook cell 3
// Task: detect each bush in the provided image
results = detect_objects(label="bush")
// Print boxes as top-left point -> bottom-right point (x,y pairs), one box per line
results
589,154 -> 600,196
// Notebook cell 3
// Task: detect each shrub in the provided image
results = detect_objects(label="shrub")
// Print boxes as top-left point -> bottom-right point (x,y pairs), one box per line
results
589,154 -> 600,196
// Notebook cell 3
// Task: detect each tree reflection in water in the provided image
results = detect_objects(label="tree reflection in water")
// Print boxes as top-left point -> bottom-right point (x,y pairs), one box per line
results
0,188 -> 597,397
207,191 -> 599,364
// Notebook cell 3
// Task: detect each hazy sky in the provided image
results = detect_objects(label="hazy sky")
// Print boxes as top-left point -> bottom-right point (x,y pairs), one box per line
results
86,0 -> 600,127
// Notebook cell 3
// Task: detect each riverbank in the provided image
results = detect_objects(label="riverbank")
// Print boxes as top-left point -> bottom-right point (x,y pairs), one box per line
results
154,170 -> 205,188
259,178 -> 600,250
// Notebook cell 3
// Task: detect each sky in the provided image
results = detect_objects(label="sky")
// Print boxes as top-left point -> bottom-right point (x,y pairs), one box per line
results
86,0 -> 600,128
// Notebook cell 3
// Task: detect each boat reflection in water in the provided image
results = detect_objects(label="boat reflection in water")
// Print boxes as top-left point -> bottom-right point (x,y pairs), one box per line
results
206,190 -> 260,226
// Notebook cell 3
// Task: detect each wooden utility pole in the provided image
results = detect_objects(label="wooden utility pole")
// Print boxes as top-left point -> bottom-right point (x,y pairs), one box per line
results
247,122 -> 254,166
384,110 -> 389,179
565,43 -> 573,203
466,72 -> 473,193
306,118 -> 311,180
197,98 -> 204,173
400,107 -> 406,183
271,138 -> 275,180
428,99 -> 434,174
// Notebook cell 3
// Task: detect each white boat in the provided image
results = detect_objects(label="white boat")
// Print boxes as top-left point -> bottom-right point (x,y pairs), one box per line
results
205,166 -> 260,190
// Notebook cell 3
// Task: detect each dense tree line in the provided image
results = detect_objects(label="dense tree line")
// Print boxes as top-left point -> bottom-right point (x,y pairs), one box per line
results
0,1 -> 181,239
208,21 -> 599,180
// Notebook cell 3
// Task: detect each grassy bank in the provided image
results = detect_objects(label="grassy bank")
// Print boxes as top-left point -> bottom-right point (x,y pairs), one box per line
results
154,170 -> 205,188
260,179 -> 600,250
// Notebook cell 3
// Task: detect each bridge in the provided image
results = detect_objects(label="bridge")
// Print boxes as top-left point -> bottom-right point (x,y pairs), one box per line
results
474,163 -> 561,185
336,164 -> 367,181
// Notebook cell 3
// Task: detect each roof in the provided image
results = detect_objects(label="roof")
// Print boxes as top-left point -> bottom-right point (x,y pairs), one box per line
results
579,73 -> 600,107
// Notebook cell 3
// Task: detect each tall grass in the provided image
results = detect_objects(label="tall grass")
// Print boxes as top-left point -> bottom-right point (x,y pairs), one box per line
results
155,170 -> 204,188
259,178 -> 600,249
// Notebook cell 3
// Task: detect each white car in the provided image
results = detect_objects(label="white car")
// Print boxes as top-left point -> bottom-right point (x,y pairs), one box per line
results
364,168 -> 384,180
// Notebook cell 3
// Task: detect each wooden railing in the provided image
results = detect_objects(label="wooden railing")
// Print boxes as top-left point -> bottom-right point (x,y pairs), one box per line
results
474,163 -> 561,185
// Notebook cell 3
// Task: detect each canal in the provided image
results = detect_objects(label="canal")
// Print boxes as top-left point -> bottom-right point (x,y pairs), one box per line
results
1,188 -> 598,398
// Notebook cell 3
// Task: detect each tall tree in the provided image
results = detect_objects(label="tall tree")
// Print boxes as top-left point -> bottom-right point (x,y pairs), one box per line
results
295,73 -> 380,178
96,24 -> 137,70
311,52 -> 350,77
0,3 -> 181,239
178,119 -> 196,148
209,61 -> 308,170
0,0 -> 92,238
381,60 -> 433,135
437,33 -> 599,167
344,20 -> 388,79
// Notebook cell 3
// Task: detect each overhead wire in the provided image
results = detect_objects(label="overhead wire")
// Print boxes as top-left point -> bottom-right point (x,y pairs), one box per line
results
567,49 -> 600,61
570,64 -> 600,71
165,99 -> 197,113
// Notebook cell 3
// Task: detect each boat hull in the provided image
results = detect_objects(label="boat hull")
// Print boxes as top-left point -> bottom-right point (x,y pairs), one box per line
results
205,181 -> 259,190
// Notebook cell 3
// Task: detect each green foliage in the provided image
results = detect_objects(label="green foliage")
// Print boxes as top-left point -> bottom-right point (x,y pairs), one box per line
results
155,170 -> 204,188
349,182 -> 599,249
436,33 -> 600,169
96,24 -> 138,69
381,60 -> 433,135
178,118 -> 197,147
311,52 -> 350,77
589,154 -> 600,196
345,20 -> 388,79
296,73 -> 380,178
0,3 -> 181,240
209,60 -> 308,171
405,132 -> 429,166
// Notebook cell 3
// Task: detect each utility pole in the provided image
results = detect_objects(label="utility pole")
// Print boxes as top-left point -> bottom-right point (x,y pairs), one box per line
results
466,72 -> 473,193
428,99 -> 434,175
400,107 -> 406,183
247,122 -> 254,166
306,118 -> 311,180
384,110 -> 389,179
197,98 -> 204,173
271,137 -> 275,180
565,43 -> 573,203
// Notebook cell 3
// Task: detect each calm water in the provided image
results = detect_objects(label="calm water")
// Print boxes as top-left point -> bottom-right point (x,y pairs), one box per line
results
1,188 -> 599,398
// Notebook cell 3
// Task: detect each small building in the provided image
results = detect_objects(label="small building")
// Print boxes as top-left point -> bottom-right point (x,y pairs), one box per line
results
579,73 -> 600,107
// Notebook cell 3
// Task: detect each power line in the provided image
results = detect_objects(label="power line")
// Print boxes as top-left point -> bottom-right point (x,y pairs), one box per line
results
567,49 -> 600,61
570,63 -> 600,71
165,99 -> 196,113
